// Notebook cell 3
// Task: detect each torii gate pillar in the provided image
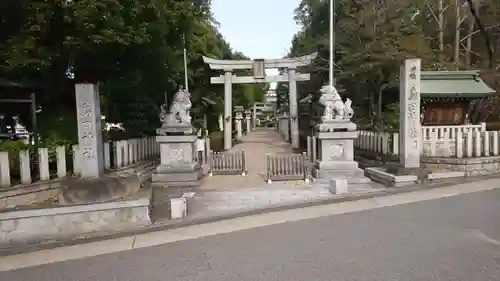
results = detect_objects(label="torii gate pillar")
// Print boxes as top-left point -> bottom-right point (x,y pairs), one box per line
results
203,53 -> 317,150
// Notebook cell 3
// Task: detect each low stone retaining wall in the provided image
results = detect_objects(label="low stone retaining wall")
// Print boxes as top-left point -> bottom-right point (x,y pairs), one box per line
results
0,182 -> 60,210
422,156 -> 500,176
365,168 -> 418,187
0,160 -> 157,210
355,150 -> 500,177
0,161 -> 157,245
0,189 -> 152,245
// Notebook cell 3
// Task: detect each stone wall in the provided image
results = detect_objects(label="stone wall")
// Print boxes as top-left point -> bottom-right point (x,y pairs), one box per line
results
422,156 -> 500,177
0,196 -> 151,245
0,182 -> 60,210
0,160 -> 157,211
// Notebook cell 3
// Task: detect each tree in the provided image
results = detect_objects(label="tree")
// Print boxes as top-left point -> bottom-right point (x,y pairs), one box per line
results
288,0 -> 500,131
0,0 -> 254,141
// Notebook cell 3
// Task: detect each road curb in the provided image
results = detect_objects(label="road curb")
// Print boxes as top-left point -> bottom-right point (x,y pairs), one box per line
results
1,174 -> 499,257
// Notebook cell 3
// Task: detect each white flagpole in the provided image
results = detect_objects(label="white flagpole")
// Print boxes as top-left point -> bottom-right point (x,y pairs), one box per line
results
329,0 -> 335,86
183,34 -> 189,91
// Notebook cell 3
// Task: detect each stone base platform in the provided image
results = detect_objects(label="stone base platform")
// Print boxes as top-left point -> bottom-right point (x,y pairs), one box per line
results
0,187 -> 152,246
151,163 -> 203,188
312,160 -> 372,185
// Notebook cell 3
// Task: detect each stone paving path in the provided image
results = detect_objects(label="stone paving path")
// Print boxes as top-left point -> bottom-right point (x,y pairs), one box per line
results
186,127 -> 384,218
200,127 -> 295,190
150,128 -> 385,222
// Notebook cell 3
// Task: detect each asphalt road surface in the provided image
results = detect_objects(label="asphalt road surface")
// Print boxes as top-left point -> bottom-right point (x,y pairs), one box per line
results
2,189 -> 500,281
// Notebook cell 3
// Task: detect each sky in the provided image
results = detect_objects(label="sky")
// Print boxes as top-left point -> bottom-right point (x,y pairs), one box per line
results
211,0 -> 302,79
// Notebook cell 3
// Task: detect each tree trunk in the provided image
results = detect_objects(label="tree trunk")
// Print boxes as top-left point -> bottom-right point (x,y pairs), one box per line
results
454,0 -> 461,65
465,0 -> 494,69
465,17 -> 474,67
438,0 -> 444,54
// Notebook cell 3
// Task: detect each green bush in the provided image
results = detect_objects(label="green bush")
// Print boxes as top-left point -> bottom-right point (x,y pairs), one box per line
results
209,131 -> 224,152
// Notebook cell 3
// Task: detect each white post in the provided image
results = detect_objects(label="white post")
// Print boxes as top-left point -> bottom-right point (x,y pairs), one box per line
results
72,145 -> 81,175
123,140 -> 129,166
484,131 -> 490,156
429,131 -> 437,157
474,131 -> 481,157
224,71 -> 233,150
0,152 -> 10,186
455,131 -> 464,158
134,139 -> 139,162
115,141 -> 123,168
466,133 -> 473,157
19,150 -> 31,184
56,146 -> 67,178
38,148 -> 50,181
392,132 -> 399,156
183,34 -> 189,91
236,117 -> 243,140
252,103 -> 257,129
399,59 -> 421,168
329,0 -> 334,85
493,131 -> 499,156
128,141 -> 134,165
288,68 -> 299,149
104,142 -> 111,169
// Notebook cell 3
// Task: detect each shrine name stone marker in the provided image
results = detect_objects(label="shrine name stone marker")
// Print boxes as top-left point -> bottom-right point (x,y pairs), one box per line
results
399,58 -> 421,168
75,83 -> 104,178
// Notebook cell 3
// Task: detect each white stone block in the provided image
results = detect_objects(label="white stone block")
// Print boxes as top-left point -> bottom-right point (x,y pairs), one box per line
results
19,150 -> 31,184
56,146 -> 67,178
0,152 -> 11,187
38,148 -> 50,181
170,197 -> 187,219
329,178 -> 348,195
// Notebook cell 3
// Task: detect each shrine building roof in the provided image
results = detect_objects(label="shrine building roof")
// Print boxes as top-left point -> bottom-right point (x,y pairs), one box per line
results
420,70 -> 496,98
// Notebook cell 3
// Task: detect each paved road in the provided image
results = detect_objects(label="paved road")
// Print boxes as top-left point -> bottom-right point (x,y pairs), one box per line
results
3,189 -> 500,280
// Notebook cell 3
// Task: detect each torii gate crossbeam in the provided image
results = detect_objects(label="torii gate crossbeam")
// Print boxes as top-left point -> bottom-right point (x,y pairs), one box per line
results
203,53 -> 317,150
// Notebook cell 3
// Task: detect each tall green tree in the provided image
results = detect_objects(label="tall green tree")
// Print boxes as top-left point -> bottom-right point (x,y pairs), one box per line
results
0,0 -> 256,141
288,0 -> 500,130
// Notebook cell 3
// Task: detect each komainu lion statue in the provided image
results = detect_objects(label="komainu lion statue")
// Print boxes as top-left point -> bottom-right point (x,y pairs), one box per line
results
160,88 -> 192,125
318,85 -> 354,120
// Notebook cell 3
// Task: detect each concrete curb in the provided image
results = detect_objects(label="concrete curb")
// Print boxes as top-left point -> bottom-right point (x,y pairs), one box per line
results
1,173 -> 499,257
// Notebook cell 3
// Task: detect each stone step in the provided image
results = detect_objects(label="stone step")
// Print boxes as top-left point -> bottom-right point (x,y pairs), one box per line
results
347,177 -> 372,184
313,173 -> 371,184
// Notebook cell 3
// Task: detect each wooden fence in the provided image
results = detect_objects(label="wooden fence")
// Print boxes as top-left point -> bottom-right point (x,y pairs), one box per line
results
265,152 -> 310,183
208,150 -> 247,176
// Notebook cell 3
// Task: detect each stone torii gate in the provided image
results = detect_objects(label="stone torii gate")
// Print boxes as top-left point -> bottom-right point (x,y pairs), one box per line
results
203,53 -> 317,150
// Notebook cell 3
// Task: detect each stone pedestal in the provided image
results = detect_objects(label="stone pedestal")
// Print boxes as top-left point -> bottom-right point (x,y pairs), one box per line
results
151,135 -> 202,187
312,121 -> 371,184
156,123 -> 192,135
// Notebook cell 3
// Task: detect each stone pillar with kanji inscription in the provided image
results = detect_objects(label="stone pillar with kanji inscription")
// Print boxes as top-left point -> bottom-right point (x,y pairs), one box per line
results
75,83 -> 104,178
399,59 -> 421,168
